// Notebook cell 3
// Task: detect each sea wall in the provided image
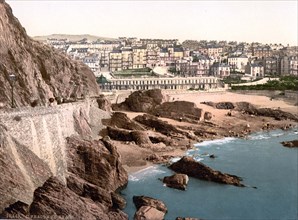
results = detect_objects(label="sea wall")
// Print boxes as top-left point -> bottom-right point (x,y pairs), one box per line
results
0,98 -> 110,181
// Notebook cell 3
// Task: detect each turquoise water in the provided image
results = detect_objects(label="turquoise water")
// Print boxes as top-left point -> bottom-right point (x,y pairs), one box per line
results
122,129 -> 298,219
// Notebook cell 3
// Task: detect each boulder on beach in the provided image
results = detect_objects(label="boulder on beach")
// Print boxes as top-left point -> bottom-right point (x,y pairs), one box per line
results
163,173 -> 189,190
112,89 -> 168,112
151,101 -> 202,123
169,156 -> 244,187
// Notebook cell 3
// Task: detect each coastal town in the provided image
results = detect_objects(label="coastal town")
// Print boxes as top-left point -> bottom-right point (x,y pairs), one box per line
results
1,0 -> 298,219
45,37 -> 298,79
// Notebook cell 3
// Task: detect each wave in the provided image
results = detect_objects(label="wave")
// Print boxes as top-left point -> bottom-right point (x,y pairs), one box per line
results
128,165 -> 167,182
248,134 -> 271,140
194,137 -> 236,147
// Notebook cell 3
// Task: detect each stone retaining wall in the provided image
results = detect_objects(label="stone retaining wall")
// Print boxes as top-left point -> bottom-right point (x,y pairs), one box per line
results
0,98 -> 110,181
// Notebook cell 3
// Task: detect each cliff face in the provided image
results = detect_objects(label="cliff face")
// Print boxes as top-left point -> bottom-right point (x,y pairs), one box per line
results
0,0 -> 99,107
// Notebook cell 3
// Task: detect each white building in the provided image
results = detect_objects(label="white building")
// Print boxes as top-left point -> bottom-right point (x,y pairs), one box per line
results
245,63 -> 264,79
83,56 -> 100,72
228,54 -> 249,73
210,63 -> 230,78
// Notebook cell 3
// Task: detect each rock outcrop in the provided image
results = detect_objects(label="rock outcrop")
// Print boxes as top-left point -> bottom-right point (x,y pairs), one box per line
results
66,136 -> 128,191
236,102 -> 298,121
134,114 -> 184,136
169,156 -> 244,187
151,101 -> 202,123
281,140 -> 298,148
107,126 -> 152,147
96,95 -> 112,112
106,112 -> 145,131
163,173 -> 189,190
112,89 -> 168,112
133,196 -> 167,220
0,1 -> 99,108
29,177 -> 128,220
0,201 -> 30,219
1,134 -> 129,219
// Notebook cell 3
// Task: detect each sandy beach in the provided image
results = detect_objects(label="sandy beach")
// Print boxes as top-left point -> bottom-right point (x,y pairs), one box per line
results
111,90 -> 298,174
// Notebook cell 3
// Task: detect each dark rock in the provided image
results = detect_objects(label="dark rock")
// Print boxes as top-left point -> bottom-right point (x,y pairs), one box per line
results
163,173 -> 189,190
169,156 -> 244,187
134,114 -> 182,136
133,196 -> 167,213
107,112 -> 145,131
66,174 -> 113,208
66,136 -> 128,192
151,101 -> 202,122
236,102 -> 298,122
97,95 -> 112,112
281,140 -> 298,148
107,126 -> 134,142
107,126 -> 152,147
131,130 -> 152,146
215,102 -> 235,109
112,89 -> 167,112
111,192 -> 126,210
209,154 -> 216,159
0,201 -> 30,219
203,112 -> 212,121
29,177 -> 128,220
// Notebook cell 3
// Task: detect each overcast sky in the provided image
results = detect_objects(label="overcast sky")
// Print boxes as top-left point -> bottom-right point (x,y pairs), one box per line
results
6,0 -> 298,45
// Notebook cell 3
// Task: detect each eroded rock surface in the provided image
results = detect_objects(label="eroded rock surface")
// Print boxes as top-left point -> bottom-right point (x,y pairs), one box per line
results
112,89 -> 168,112
163,173 -> 189,190
0,1 -> 99,108
151,101 -> 202,122
133,196 -> 167,220
169,156 -> 244,187
29,177 -> 128,220
66,136 -> 128,191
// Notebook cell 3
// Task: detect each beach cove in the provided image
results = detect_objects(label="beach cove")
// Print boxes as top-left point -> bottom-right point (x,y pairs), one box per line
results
122,128 -> 298,219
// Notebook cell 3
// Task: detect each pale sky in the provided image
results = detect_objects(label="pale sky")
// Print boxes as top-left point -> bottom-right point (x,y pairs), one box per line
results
6,0 -> 298,45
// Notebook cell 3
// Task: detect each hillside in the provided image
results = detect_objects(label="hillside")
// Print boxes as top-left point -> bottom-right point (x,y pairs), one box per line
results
33,34 -> 116,42
0,0 -> 100,107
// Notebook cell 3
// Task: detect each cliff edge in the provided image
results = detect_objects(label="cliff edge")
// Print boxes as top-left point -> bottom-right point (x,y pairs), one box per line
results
0,0 -> 99,107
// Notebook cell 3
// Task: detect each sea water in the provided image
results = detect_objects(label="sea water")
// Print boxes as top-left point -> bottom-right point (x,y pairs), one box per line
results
121,129 -> 298,219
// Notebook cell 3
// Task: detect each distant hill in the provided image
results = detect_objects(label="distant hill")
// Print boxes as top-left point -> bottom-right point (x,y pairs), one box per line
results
32,34 -> 116,42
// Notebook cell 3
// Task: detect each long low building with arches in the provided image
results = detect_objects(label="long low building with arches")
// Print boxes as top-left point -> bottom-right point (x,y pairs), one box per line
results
99,76 -> 223,91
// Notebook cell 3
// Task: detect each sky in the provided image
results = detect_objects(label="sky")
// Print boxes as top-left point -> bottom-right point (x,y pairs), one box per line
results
6,0 -> 298,46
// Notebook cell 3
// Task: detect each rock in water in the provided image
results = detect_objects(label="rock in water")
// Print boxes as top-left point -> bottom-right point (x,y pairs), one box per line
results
281,140 -> 298,148
169,156 -> 244,187
0,1 -> 99,107
163,173 -> 189,190
133,196 -> 167,213
133,196 -> 167,220
134,206 -> 165,220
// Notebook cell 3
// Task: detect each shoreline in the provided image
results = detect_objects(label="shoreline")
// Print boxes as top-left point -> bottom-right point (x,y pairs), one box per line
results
111,90 -> 298,175
124,126 -> 298,175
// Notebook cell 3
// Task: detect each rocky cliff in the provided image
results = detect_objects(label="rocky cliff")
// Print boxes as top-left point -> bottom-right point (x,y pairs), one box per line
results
0,0 -> 99,108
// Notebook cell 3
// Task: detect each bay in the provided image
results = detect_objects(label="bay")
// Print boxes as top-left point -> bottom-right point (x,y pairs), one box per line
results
122,129 -> 298,220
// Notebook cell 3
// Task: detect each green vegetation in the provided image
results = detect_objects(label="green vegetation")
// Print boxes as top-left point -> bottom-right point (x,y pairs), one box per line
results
231,76 -> 298,91
113,68 -> 154,78
222,75 -> 248,84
